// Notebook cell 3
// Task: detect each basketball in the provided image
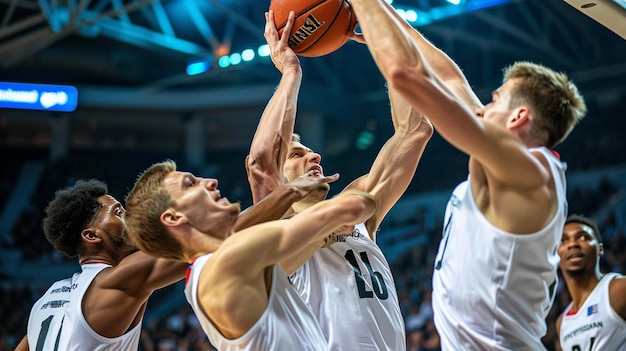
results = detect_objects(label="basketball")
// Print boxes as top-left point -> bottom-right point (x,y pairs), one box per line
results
269,0 -> 357,57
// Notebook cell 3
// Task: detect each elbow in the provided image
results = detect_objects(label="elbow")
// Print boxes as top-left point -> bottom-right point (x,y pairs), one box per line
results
387,62 -> 410,89
387,62 -> 425,100
421,119 -> 434,140
247,152 -> 274,175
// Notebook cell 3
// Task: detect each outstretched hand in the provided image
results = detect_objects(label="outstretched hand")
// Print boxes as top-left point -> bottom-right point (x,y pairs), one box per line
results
288,170 -> 339,201
265,10 -> 300,73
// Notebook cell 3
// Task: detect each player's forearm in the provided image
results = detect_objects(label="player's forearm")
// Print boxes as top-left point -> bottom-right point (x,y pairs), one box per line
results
249,68 -> 302,166
273,192 -> 375,258
350,0 -> 425,83
234,184 -> 297,231
295,191 -> 377,245
378,0 -> 480,110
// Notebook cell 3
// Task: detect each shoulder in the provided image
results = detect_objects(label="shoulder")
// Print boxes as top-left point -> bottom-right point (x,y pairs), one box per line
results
607,273 -> 626,291
529,147 -> 564,175
608,274 -> 626,318
609,275 -> 626,300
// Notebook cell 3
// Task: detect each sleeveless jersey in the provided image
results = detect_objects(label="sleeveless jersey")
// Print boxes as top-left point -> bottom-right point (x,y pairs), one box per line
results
560,272 -> 626,351
290,222 -> 406,351
432,146 -> 567,350
26,263 -> 142,350
184,254 -> 328,351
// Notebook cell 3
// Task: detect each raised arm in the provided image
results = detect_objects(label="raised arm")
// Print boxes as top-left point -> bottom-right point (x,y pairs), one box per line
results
350,0 -> 548,192
344,86 -> 433,238
231,190 -> 376,274
383,1 -> 482,111
235,169 -> 340,231
246,10 -> 301,203
350,1 -> 482,111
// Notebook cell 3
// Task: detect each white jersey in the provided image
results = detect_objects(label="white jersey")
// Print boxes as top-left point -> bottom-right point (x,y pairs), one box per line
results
184,254 -> 328,351
432,147 -> 567,351
26,263 -> 142,351
290,223 -> 405,351
560,272 -> 626,351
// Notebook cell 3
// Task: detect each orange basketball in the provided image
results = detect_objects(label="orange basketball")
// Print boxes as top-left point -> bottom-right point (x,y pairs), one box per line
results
270,0 -> 357,57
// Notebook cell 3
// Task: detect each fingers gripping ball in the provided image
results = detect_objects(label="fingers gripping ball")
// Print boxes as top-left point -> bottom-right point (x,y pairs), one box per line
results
270,0 -> 357,57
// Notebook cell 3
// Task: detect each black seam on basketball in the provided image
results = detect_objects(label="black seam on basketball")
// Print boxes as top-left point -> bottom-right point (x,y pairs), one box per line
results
296,0 -> 347,54
275,0 -> 329,31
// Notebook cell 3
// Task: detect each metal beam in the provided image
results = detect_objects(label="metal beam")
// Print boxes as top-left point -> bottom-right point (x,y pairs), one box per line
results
98,17 -> 209,55
0,13 -> 46,40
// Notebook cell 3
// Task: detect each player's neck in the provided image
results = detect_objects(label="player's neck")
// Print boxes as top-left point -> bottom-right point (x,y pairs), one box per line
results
185,232 -> 222,261
292,194 -> 323,214
567,273 -> 603,311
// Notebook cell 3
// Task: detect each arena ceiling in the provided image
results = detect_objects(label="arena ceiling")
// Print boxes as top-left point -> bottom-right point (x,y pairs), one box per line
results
1,0 -> 625,154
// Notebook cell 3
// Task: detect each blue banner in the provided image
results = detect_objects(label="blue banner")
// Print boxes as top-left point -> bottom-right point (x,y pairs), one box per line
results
0,82 -> 78,112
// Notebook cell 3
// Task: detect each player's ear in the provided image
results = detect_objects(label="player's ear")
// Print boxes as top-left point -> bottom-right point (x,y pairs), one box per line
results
598,242 -> 604,256
161,208 -> 188,227
81,228 -> 102,244
507,106 -> 529,129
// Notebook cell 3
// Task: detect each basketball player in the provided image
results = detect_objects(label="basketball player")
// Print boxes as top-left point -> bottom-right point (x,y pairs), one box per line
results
244,10 -> 433,350
15,173 -> 329,351
556,214 -> 626,350
347,0 -> 587,349
123,160 -> 378,350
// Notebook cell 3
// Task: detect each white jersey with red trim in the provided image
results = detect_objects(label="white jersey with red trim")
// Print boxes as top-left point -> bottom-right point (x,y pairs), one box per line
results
432,146 -> 567,350
184,254 -> 328,351
560,272 -> 626,351
290,222 -> 406,351
26,263 -> 142,351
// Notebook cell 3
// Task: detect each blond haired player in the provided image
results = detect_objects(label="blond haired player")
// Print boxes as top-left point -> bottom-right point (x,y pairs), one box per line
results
347,0 -> 587,349
15,172 -> 332,351
124,160 -> 378,350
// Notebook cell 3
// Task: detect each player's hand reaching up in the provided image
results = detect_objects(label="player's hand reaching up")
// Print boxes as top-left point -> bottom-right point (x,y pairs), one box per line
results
287,170 -> 340,202
265,10 -> 300,73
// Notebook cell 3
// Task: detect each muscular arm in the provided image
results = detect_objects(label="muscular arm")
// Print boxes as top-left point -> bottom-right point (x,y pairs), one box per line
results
350,0 -> 554,232
380,0 -> 482,111
234,181 -> 301,232
83,252 -> 187,337
247,10 -> 301,203
197,190 -> 377,339
236,170 -> 340,232
344,87 -> 432,238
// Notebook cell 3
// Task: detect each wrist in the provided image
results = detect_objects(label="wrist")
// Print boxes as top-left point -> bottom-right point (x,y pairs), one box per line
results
283,65 -> 303,77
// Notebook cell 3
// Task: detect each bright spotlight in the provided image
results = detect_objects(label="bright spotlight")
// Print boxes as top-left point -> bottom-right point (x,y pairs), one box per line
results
404,9 -> 418,22
186,61 -> 209,76
241,49 -> 255,61
258,44 -> 270,57
218,56 -> 230,68
230,53 -> 242,65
